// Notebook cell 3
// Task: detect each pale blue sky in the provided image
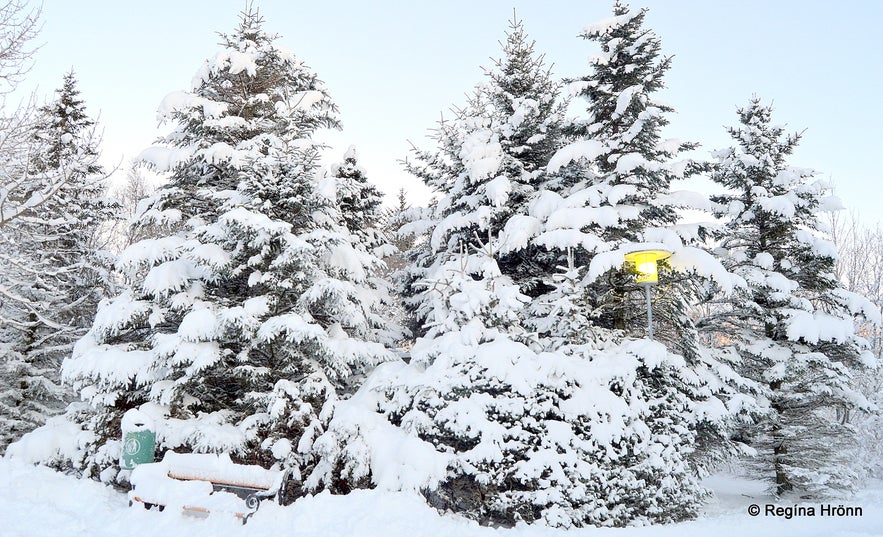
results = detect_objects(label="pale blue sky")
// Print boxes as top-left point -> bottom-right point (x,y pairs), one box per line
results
19,1 -> 883,222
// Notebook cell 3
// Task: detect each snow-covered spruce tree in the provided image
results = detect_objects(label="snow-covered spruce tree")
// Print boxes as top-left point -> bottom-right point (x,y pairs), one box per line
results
395,15 -> 567,341
543,1 -> 712,347
0,71 -> 115,451
701,97 -> 878,497
55,9 -> 394,482
379,188 -> 415,275
330,146 -> 383,245
326,145 -> 404,353
532,0 -> 756,470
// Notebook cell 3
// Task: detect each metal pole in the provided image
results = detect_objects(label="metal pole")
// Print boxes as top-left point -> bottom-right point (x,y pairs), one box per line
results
645,283 -> 653,340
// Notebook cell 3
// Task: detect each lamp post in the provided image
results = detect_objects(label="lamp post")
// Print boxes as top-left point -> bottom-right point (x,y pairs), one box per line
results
623,249 -> 671,340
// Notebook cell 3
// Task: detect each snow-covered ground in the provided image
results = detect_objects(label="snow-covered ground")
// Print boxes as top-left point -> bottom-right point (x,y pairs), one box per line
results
1,459 -> 881,537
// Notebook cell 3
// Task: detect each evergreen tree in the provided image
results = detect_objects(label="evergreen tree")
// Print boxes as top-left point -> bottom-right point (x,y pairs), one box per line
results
702,97 -> 878,496
56,9 -> 394,482
397,16 -> 566,340
328,145 -> 404,350
379,188 -> 416,275
331,146 -> 383,243
0,71 -> 114,451
494,2 -> 759,520
543,1 -> 706,341
314,17 -> 576,523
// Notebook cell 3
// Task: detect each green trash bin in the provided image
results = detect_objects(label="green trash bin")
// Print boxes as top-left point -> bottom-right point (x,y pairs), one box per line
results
120,409 -> 156,470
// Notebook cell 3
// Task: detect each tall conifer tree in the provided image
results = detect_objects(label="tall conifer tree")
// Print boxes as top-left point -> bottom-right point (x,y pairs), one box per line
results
702,97 -> 878,496
57,9 -> 394,480
0,71 -> 114,450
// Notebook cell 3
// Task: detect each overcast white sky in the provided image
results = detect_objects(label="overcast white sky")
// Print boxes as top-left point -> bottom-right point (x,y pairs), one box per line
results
18,0 -> 883,222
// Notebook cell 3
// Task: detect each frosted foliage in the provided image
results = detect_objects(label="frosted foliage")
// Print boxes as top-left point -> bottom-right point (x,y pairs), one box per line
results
397,15 -> 568,343
552,0 -> 694,258
521,1 -> 754,504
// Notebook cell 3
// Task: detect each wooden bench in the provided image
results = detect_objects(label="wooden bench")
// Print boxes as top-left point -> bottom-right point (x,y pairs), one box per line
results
128,451 -> 287,523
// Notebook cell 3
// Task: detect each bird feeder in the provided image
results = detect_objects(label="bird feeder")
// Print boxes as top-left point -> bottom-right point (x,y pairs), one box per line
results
623,248 -> 671,339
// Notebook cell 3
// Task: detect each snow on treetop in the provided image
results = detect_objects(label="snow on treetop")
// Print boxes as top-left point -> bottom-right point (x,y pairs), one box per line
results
343,144 -> 357,161
214,49 -> 259,77
581,11 -> 636,37
190,37 -> 305,89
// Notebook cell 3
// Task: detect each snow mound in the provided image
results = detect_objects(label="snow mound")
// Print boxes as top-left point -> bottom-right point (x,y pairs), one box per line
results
3,459 -> 883,536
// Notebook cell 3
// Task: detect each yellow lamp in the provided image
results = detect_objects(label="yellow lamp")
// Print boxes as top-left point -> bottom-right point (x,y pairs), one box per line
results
624,249 -> 671,285
623,248 -> 671,340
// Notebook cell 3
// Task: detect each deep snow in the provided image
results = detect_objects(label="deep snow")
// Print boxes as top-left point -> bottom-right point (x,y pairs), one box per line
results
1,459 -> 881,537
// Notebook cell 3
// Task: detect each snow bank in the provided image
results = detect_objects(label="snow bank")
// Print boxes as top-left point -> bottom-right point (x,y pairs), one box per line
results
4,414 -> 95,466
3,458 -> 883,537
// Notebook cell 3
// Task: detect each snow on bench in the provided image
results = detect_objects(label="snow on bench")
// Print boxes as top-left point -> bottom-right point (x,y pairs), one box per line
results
128,451 -> 286,523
